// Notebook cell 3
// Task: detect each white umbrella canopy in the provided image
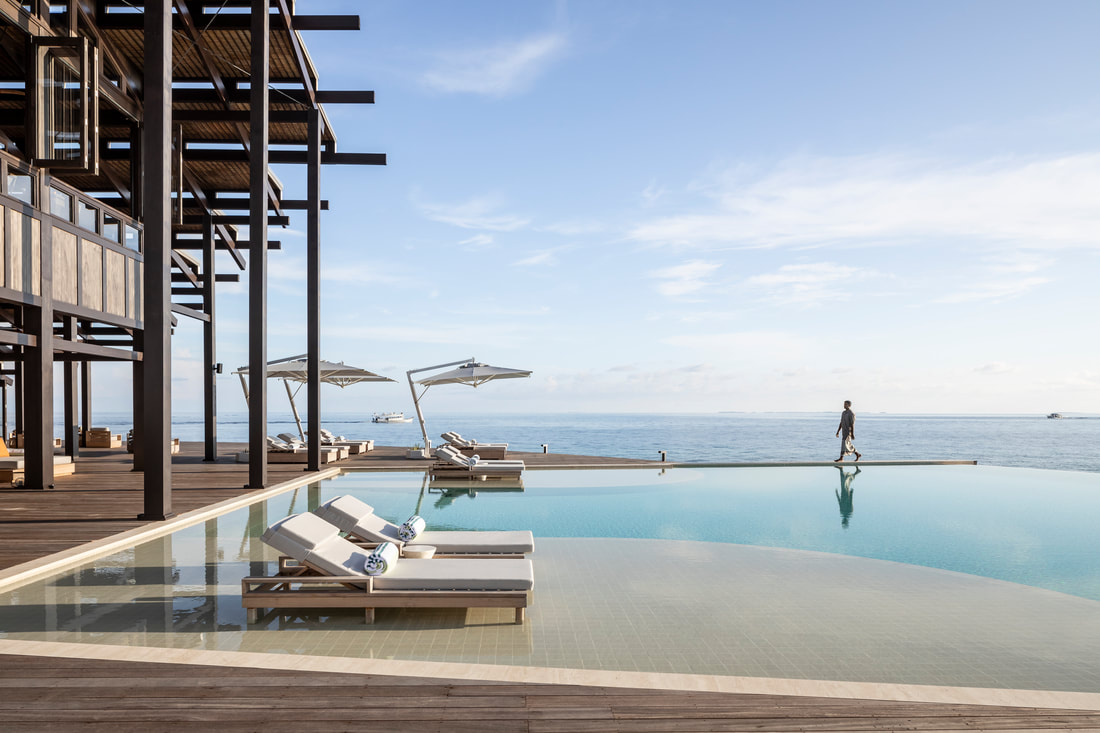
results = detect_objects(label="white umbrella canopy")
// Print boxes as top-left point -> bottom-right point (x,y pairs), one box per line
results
234,355 -> 396,439
415,361 -> 533,387
237,358 -> 396,388
407,358 -> 532,447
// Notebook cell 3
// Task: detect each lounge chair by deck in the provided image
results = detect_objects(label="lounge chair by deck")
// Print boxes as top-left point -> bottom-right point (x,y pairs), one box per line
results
235,437 -> 347,464
440,431 -> 509,459
431,445 -> 524,480
242,512 -> 533,623
316,429 -> 374,455
314,494 -> 533,556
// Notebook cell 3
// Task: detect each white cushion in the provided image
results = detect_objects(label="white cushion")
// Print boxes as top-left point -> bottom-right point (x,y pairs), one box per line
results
372,558 -> 534,592
315,495 -> 374,532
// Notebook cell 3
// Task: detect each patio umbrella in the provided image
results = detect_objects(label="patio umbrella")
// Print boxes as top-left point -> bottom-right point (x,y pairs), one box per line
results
234,355 -> 395,440
406,358 -> 532,448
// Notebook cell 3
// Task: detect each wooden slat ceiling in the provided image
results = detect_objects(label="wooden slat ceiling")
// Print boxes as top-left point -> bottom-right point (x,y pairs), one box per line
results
0,4 -> 351,216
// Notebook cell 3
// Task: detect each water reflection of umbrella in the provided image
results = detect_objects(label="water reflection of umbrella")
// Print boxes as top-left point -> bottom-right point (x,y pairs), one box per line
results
406,357 -> 532,448
234,355 -> 396,440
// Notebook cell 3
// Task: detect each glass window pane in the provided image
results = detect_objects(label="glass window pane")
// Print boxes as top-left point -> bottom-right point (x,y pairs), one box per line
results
124,224 -> 140,252
6,172 -> 33,204
77,201 -> 98,232
50,186 -> 72,221
103,216 -> 120,243
40,46 -> 83,163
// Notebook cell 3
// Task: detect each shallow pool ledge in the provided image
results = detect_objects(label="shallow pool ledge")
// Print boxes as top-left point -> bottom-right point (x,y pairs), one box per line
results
0,465 -> 342,594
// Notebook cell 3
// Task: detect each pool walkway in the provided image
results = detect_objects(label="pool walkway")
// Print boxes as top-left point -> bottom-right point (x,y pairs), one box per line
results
5,444 -> 1088,731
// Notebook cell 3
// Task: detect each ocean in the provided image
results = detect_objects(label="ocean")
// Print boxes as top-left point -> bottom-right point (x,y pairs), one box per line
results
55,411 -> 1100,473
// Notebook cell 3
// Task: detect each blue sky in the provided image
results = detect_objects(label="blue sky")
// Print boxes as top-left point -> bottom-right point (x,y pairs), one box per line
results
98,1 -> 1100,416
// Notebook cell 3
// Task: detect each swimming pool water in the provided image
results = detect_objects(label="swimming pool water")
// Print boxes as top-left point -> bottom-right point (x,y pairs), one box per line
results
334,465 -> 1100,602
3,465 -> 1100,691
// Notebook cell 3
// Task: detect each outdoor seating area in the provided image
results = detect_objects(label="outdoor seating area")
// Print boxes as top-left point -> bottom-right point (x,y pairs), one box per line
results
431,445 -> 526,480
235,437 -> 348,465
314,494 -> 534,556
243,512 -> 533,624
441,431 -> 509,459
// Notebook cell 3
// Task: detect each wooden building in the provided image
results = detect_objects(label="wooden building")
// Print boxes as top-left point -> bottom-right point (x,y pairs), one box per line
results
0,1 -> 382,517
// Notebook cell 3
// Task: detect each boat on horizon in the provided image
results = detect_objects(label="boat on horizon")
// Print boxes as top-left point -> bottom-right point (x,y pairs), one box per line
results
1047,413 -> 1064,419
372,411 -> 414,423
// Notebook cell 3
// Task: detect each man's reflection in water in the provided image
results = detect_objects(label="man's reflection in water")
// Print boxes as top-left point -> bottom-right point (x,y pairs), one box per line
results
835,465 -> 860,529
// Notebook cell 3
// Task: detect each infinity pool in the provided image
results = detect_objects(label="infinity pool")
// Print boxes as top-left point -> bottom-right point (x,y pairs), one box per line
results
1,465 -> 1099,692
341,464 -> 1100,601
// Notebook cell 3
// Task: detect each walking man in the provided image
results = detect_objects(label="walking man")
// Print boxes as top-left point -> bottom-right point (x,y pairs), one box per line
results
834,400 -> 861,462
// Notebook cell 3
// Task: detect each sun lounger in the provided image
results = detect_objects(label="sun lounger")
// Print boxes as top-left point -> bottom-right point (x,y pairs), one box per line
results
235,437 -> 347,464
242,513 -> 533,623
314,494 -> 533,556
431,445 -> 524,479
310,429 -> 374,455
440,431 -> 509,459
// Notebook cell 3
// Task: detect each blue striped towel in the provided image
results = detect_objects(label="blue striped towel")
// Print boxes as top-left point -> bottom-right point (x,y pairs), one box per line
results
363,541 -> 399,575
398,515 -> 426,541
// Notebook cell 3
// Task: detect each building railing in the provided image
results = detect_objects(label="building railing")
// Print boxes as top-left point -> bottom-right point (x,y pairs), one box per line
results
0,148 -> 143,328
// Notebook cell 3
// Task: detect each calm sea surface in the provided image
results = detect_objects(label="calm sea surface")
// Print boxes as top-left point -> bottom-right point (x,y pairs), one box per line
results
69,411 -> 1100,473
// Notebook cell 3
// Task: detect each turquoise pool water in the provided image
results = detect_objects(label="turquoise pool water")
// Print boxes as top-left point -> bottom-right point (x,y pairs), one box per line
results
3,464 -> 1100,691
338,464 -> 1100,601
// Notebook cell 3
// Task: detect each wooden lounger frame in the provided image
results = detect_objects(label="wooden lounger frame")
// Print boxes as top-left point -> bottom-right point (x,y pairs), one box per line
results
241,557 -> 528,624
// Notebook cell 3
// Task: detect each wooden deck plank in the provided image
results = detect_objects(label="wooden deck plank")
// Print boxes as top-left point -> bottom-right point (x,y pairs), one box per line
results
1,655 -> 1099,730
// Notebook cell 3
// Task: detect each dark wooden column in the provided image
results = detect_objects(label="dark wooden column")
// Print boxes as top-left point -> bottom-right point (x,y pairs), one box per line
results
23,303 -> 53,489
62,317 -> 79,458
14,310 -> 23,443
131,329 -> 144,469
202,213 -> 218,461
247,0 -> 270,488
139,0 -> 174,519
306,108 -> 321,471
80,358 -> 91,445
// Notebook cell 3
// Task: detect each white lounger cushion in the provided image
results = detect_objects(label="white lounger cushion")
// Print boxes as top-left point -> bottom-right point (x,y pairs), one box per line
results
315,495 -> 534,554
373,558 -> 533,592
261,513 -> 534,590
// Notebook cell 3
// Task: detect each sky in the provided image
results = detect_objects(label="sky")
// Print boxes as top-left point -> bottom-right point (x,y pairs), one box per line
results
90,0 -> 1100,416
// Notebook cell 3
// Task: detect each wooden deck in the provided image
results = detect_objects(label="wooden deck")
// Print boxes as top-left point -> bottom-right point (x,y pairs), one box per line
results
1,444 -> 1096,730
2,653 -> 1098,731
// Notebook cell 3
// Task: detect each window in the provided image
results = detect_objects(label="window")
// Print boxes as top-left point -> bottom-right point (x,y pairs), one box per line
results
5,171 -> 33,205
77,201 -> 99,233
50,186 -> 72,221
30,37 -> 97,172
124,224 -> 140,252
103,215 -> 120,244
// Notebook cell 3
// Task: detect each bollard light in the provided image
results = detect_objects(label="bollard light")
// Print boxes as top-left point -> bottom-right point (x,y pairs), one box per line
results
541,443 -> 549,453
658,450 -> 667,462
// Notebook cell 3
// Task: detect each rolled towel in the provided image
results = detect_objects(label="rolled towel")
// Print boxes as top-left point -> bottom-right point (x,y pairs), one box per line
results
398,515 -> 426,541
364,541 -> 399,575
469,454 -> 480,466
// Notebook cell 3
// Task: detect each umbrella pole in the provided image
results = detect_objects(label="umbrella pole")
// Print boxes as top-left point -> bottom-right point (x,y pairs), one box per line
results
407,370 -> 431,449
284,379 -> 305,441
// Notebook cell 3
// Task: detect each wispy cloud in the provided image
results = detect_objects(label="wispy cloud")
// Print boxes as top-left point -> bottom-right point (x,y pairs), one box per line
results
975,362 -> 1013,375
744,262 -> 877,307
934,276 -> 1049,304
513,250 -> 557,267
419,195 -> 530,231
459,234 -> 495,249
627,153 -> 1100,251
421,32 -> 567,96
649,260 -> 721,297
